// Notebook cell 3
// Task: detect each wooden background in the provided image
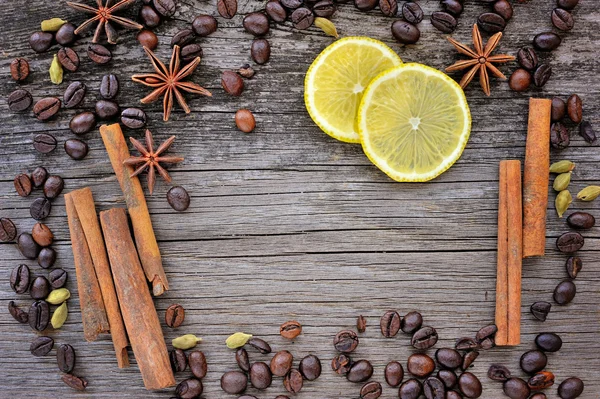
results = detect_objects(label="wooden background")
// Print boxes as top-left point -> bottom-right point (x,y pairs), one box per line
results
1,0 -> 599,397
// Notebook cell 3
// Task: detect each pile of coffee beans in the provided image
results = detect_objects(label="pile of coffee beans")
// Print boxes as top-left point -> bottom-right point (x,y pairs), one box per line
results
139,0 -> 177,30
14,167 -> 64,220
549,94 -> 596,149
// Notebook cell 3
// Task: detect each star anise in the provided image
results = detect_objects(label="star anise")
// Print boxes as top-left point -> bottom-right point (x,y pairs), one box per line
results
132,45 -> 212,122
67,0 -> 143,44
445,24 -> 515,96
123,129 -> 184,195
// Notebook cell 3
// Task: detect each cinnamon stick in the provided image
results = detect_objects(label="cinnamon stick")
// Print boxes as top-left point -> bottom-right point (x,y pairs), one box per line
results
100,208 -> 175,390
523,98 -> 552,258
69,187 -> 129,368
99,123 -> 168,296
64,194 -> 109,341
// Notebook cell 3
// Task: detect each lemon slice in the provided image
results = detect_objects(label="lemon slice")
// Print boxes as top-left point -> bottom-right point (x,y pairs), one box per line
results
305,37 -> 403,143
358,63 -> 471,182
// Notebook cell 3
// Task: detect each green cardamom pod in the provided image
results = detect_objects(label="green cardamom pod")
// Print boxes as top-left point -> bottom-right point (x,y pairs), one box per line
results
314,17 -> 339,38
41,18 -> 67,32
577,185 -> 600,201
549,160 -> 575,174
51,302 -> 68,329
49,54 -> 63,85
553,172 -> 572,192
172,334 -> 202,350
555,189 -> 572,218
226,332 -> 253,349
46,288 -> 70,305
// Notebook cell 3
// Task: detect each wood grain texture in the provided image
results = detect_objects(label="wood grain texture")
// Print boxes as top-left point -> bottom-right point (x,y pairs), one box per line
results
1,0 -> 599,398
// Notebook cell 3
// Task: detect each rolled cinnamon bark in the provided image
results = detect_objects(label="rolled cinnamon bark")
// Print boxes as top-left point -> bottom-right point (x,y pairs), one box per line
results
100,208 -> 175,390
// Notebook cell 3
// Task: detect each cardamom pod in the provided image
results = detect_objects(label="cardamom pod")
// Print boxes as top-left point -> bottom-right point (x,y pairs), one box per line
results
49,54 -> 63,85
41,18 -> 67,32
555,190 -> 572,218
577,185 -> 600,201
226,332 -> 253,349
553,172 -> 572,192
172,334 -> 202,350
51,302 -> 68,329
314,17 -> 339,38
549,160 -> 575,174
46,288 -> 71,305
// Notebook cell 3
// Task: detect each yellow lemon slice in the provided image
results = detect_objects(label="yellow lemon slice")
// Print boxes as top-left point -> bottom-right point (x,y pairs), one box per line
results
305,37 -> 403,143
358,63 -> 471,182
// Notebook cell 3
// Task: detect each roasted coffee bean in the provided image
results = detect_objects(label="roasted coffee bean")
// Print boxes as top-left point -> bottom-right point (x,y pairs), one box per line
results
299,354 -> 321,380
271,350 -> 294,376
188,350 -> 207,378
531,301 -> 551,321
236,348 -> 251,371
176,378 -> 203,399
565,256 -> 582,279
556,232 -> 584,253
31,168 -> 49,189
535,332 -> 562,352
62,374 -> 87,391
331,354 -> 352,374
503,378 -> 530,399
423,376 -> 445,399
170,348 -> 187,372
347,359 -> 373,382
284,369 -> 303,393
356,315 -> 367,333
534,32 -> 562,51
8,301 -> 29,323
31,336 -> 54,356
567,94 -> 582,123
218,0 -> 237,18
435,348 -> 462,370
64,138 -> 89,160
33,97 -> 61,121
392,21 -> 420,45
447,392 -> 463,399
49,268 -> 68,288
56,23 -> 77,45
550,122 -> 569,149
292,7 -> 315,29
407,353 -> 435,378
528,371 -> 555,390
437,370 -> 457,389
34,133 -> 57,154
475,324 -> 497,344
361,381 -> 382,399
137,29 -> 158,50
181,43 -> 203,62
192,14 -> 217,37
222,70 -> 244,96
250,39 -> 270,65
494,0 -> 513,20
88,44 -> 112,64
8,89 -> 33,112
95,100 -> 120,120
121,108 -> 147,129
385,361 -> 404,387
64,81 -> 87,108
533,64 -> 552,87
267,0 -> 288,21
29,31 -> 53,53
0,218 -> 17,242
29,300 -> 50,331
57,344 -> 76,373
399,378 -> 423,399
458,372 -> 482,398
488,364 -> 511,381
57,47 -> 79,72
412,326 -> 438,349
402,2 -> 424,24
154,0 -> 176,17
100,74 -> 119,99
247,337 -> 271,354
313,0 -> 335,17
517,48 -> 538,71
380,310 -> 401,337
520,350 -> 547,374
18,233 -> 41,259
509,68 -> 532,92
167,186 -> 190,211
441,0 -> 463,17
354,0 -> 377,11
10,58 -> 30,81
379,0 -> 397,17
70,112 -> 96,135
30,276 -> 51,299
171,29 -> 195,48
38,247 -> 57,269
14,173 -> 33,197
282,0 -> 303,8
140,5 -> 162,27
250,361 -> 272,389
552,8 -> 574,31
558,377 -> 584,399
551,96 -> 566,121
557,0 -> 579,9
280,320 -> 302,339
43,175 -> 64,199
477,12 -> 506,33
554,280 -> 576,305
10,264 -> 31,294
455,337 -> 479,350
333,329 -> 359,352
579,120 -> 596,143
165,303 -> 185,328
431,12 -> 457,33
567,212 -> 594,230
461,350 -> 479,370
244,12 -> 270,36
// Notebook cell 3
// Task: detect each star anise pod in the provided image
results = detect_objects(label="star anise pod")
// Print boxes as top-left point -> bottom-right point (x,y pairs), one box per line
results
123,129 -> 184,195
132,45 -> 212,122
445,24 -> 515,96
67,0 -> 143,44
